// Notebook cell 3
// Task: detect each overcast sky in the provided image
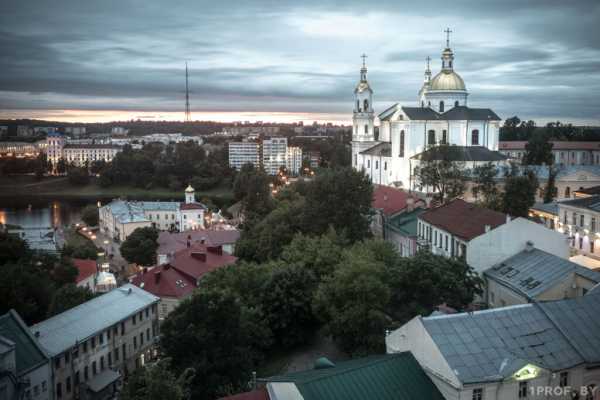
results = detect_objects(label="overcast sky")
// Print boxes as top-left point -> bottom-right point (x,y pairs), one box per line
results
1,0 -> 599,124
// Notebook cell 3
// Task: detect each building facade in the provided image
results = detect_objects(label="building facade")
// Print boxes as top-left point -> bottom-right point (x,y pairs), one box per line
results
499,141 -> 600,166
45,132 -> 122,169
556,195 -> 600,262
30,285 -> 159,400
228,140 -> 261,171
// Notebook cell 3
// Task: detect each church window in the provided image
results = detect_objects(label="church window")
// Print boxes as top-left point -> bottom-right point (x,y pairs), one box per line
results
565,186 -> 571,198
363,99 -> 369,111
364,125 -> 368,134
471,129 -> 480,145
384,162 -> 387,171
400,130 -> 405,157
428,130 -> 436,146
356,100 -> 360,112
439,101 -> 444,112
421,101 -> 424,107
354,154 -> 357,166
428,101 -> 431,106
375,160 -> 379,169
455,100 -> 459,107
442,130 -> 447,144
367,159 -> 370,168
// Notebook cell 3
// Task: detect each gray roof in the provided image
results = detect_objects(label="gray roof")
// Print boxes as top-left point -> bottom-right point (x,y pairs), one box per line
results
0,310 -> 49,375
31,284 -> 159,357
400,106 -> 500,121
530,202 -> 559,216
422,291 -> 600,384
559,195 -> 600,212
484,248 -> 600,300
411,145 -> 507,162
360,142 -> 391,157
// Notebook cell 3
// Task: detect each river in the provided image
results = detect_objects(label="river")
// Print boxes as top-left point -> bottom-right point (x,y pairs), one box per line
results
0,198 -> 94,229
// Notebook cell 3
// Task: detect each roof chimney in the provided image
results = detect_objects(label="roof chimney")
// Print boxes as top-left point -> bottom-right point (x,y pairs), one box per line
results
406,196 -> 415,212
207,245 -> 223,255
525,240 -> 534,252
506,214 -> 511,224
154,270 -> 161,283
191,252 -> 207,262
34,331 -> 40,338
484,225 -> 491,233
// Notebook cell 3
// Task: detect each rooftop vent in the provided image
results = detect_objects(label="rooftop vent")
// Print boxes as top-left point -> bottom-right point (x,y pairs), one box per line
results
314,357 -> 335,370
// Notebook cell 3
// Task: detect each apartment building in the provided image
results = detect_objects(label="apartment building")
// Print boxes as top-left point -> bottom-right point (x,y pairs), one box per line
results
228,140 -> 261,170
30,285 -> 160,400
228,137 -> 303,175
45,132 -> 122,168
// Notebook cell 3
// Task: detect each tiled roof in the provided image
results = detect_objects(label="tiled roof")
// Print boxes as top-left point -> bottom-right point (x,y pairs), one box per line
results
157,229 -> 240,256
372,185 -> 422,216
411,145 -> 507,162
31,284 -> 159,356
559,195 -> 600,212
73,258 -> 97,283
0,310 -> 48,375
130,265 -> 196,299
484,248 -> 600,299
359,142 -> 391,157
169,244 -> 237,281
419,199 -> 507,241
180,202 -> 207,210
218,388 -> 269,400
266,352 -> 445,400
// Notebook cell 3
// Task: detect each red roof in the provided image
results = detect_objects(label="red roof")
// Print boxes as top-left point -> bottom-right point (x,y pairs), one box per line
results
372,185 -> 423,216
419,199 -> 507,241
180,202 -> 207,210
219,388 -> 269,400
130,244 -> 237,299
157,229 -> 240,256
73,258 -> 97,283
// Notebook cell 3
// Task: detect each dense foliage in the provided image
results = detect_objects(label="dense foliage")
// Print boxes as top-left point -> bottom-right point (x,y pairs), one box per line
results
120,227 -> 159,266
81,204 -> 99,226
500,117 -> 600,141
121,358 -> 195,400
413,145 -> 467,204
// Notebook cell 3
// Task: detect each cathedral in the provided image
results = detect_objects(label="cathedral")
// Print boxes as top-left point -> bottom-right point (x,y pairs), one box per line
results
351,30 -> 505,190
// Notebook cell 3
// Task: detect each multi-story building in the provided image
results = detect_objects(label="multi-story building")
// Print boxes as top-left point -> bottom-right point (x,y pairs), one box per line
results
17,125 -> 34,138
386,291 -> 600,400
0,141 -> 41,158
262,137 -> 288,175
0,310 -> 52,400
228,140 -> 261,170
285,146 -> 302,175
64,127 -> 87,138
556,195 -> 600,261
499,141 -> 600,166
99,186 -> 207,242
45,132 -> 122,169
30,284 -> 160,400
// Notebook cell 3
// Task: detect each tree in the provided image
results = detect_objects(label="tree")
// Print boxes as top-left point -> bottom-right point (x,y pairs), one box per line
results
120,227 -> 159,266
81,204 -> 99,226
0,231 -> 30,265
413,145 -> 467,204
90,160 -> 107,175
232,163 -> 256,201
34,153 -> 50,179
56,158 -> 68,174
67,165 -> 90,185
121,358 -> 195,400
543,165 -> 558,204
524,132 -> 554,165
502,170 -> 539,217
47,284 -> 95,317
161,289 -> 268,400
471,162 -> 501,210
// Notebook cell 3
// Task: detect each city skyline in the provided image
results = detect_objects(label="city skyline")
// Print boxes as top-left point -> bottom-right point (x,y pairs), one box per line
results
1,0 -> 600,124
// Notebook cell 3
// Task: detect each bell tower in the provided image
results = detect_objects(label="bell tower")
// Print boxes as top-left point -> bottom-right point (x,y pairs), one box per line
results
352,54 -> 375,143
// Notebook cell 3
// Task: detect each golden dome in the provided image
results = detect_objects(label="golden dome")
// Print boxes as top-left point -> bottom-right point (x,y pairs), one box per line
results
185,184 -> 194,193
430,70 -> 466,91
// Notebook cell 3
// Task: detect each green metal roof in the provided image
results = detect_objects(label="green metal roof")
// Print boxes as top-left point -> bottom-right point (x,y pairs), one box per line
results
0,310 -> 48,375
266,352 -> 445,400
385,208 -> 425,237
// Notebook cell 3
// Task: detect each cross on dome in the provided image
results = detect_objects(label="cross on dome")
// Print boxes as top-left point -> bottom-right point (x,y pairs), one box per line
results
444,28 -> 452,48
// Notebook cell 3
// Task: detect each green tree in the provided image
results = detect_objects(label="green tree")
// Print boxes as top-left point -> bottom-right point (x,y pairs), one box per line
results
232,163 -> 256,201
67,166 -> 90,185
0,231 -> 30,265
47,284 -> 95,317
56,158 -> 68,174
80,204 -> 99,226
524,132 -> 554,165
502,170 -> 539,217
121,358 -> 195,400
413,145 -> 467,204
471,162 -> 501,210
120,227 -> 159,266
543,165 -> 558,204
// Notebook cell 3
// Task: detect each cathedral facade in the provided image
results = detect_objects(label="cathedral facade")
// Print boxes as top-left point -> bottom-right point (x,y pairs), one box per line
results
351,32 -> 504,190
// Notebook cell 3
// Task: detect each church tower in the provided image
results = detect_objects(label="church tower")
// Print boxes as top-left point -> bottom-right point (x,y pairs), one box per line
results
184,184 -> 195,204
418,56 -> 432,107
351,55 -> 376,169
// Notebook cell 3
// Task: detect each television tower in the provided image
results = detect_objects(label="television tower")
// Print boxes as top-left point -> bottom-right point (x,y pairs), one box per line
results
185,61 -> 191,122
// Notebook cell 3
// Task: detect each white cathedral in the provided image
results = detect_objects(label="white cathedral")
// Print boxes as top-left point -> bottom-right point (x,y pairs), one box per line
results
351,31 -> 505,190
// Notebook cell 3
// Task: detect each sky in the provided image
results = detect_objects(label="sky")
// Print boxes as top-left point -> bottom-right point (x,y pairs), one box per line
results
1,0 -> 599,125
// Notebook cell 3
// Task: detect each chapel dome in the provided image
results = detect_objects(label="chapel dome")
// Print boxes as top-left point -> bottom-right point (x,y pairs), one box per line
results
430,70 -> 466,91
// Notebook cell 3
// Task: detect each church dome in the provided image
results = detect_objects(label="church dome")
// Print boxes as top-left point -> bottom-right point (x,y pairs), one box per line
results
355,80 -> 372,94
430,70 -> 466,91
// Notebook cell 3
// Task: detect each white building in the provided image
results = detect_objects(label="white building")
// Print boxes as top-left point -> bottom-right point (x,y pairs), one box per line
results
285,146 -> 303,175
499,141 -> 600,166
556,195 -> 600,262
386,292 -> 600,400
31,284 -> 160,400
352,32 -> 504,190
99,186 -> 207,242
45,132 -> 122,168
228,140 -> 261,170
263,137 -> 288,175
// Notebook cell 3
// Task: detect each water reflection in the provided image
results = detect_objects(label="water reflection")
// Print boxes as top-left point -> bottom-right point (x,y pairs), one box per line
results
0,199 -> 86,229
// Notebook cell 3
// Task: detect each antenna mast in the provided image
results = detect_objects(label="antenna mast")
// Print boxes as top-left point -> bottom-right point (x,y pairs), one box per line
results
185,62 -> 191,122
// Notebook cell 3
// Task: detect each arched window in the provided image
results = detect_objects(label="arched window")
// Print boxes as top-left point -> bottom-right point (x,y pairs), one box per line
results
364,125 -> 368,134
428,130 -> 436,145
439,101 -> 444,112
471,129 -> 479,145
399,130 -> 405,157
356,100 -> 360,112
565,187 -> 570,198
454,100 -> 459,107
442,130 -> 447,144
428,101 -> 431,106
421,101 -> 424,107
363,99 -> 369,111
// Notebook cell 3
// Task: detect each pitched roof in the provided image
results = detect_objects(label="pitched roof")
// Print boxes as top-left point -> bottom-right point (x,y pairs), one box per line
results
129,265 -> 196,299
386,209 -> 426,237
574,185 -> 600,196
419,199 -> 507,241
266,353 -> 445,400
180,202 -> 207,210
401,106 -> 500,121
169,244 -> 237,280
372,185 -> 421,216
73,258 -> 97,283
359,142 -> 391,157
484,248 -> 600,299
530,202 -> 559,217
0,310 -> 48,375
157,229 -> 240,255
218,388 -> 269,400
559,195 -> 600,212
31,284 -> 159,356
411,145 -> 507,162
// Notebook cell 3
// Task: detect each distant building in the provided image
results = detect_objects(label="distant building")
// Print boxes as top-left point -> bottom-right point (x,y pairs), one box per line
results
30,284 -> 160,400
73,259 -> 117,293
499,141 -> 600,166
99,186 -> 207,242
262,137 -> 288,175
16,125 -> 34,138
229,137 -> 302,175
64,126 -> 87,138
0,310 -> 51,400
556,195 -> 600,262
0,141 -> 41,158
285,146 -> 302,175
228,140 -> 261,171
0,125 -> 8,138
156,229 -> 240,264
110,127 -> 129,136
385,209 -> 427,257
130,244 -> 236,320
45,132 -> 122,169
33,127 -> 57,135
7,228 -> 57,252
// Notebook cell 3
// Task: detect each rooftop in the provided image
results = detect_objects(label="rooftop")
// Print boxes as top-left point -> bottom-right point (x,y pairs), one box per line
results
157,229 -> 240,255
31,284 -> 159,356
73,258 -> 97,284
484,247 -> 600,299
419,199 -> 507,241
359,142 -> 391,157
559,195 -> 600,212
0,310 -> 48,375
530,202 -> 559,217
372,185 -> 421,217
499,141 -> 600,151
400,106 -> 500,121
574,185 -> 600,196
411,145 -> 507,162
386,208 -> 426,237
266,352 -> 445,400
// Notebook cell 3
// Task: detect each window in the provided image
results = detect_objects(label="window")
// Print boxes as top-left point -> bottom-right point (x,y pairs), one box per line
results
428,130 -> 436,145
66,377 -> 71,393
364,125 -> 368,134
121,322 -> 125,335
367,159 -> 370,168
114,347 -> 119,361
140,332 -> 144,346
375,160 -> 378,169
108,352 -> 112,366
439,101 -> 444,112
132,315 -> 136,325
56,382 -> 62,399
399,130 -> 405,157
580,214 -> 585,227
107,329 -> 110,340
565,186 -> 570,197
434,231 -> 437,246
74,371 -> 80,385
445,235 -> 448,251
364,99 -> 369,111
580,237 -> 583,249
454,100 -> 459,107
146,328 -> 150,342
560,371 -> 568,387
471,129 -> 480,145
100,356 -> 105,370
564,211 -> 567,224
139,311 -> 143,321
42,381 -> 47,392
99,332 -> 104,345
573,212 -> 578,225
54,357 -> 60,369
91,337 -> 95,348
145,308 -> 149,318
356,100 -> 360,111
84,366 -> 88,381
518,381 -> 528,399
134,336 -> 137,349
472,388 -> 483,400
592,217 -> 596,232
591,241 -> 595,254
92,361 -> 97,375
65,351 -> 70,363
442,130 -> 447,144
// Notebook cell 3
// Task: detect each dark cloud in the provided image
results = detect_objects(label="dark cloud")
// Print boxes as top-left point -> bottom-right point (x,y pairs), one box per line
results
0,0 -> 599,122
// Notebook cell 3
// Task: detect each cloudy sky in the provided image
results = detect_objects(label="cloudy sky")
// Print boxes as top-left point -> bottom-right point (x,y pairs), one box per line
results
1,0 -> 599,124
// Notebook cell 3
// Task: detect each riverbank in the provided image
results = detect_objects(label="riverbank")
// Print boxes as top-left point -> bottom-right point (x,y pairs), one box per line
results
0,176 -> 234,207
